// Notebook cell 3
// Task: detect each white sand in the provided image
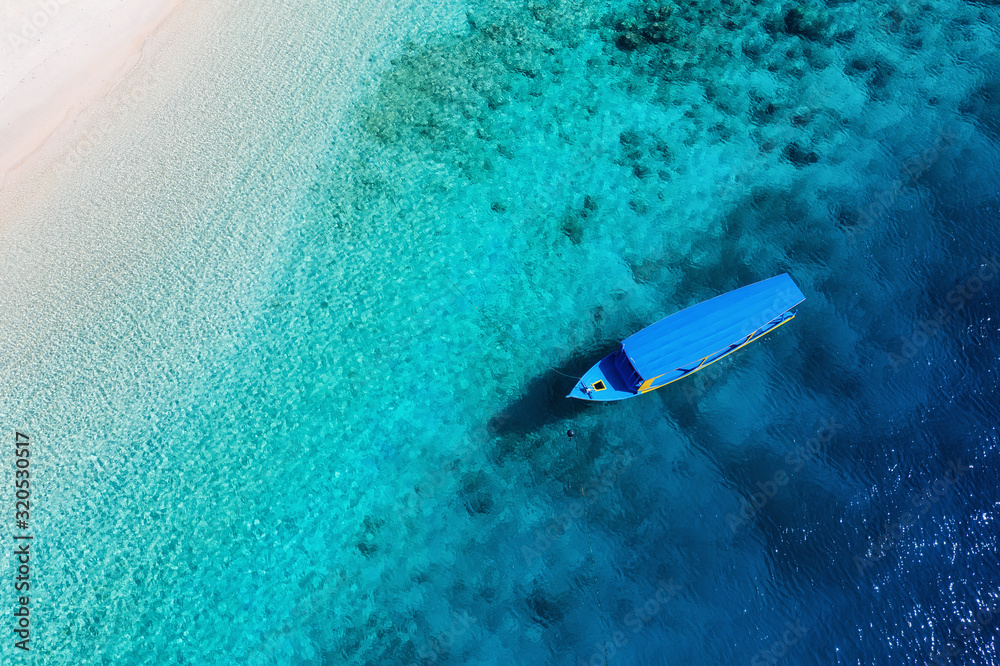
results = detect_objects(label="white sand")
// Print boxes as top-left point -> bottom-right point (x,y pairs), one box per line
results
0,0 -> 452,401
0,0 -> 185,187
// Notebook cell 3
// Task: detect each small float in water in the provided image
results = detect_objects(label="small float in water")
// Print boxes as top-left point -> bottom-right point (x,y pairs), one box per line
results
568,273 -> 804,401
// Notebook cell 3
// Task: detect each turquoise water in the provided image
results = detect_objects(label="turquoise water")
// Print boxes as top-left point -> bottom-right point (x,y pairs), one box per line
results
4,0 -> 1000,662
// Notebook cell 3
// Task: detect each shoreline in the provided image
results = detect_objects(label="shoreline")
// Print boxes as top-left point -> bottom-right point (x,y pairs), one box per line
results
0,0 -> 187,191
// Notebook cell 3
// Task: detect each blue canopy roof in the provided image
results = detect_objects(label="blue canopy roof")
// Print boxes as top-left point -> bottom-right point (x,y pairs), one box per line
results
621,273 -> 805,380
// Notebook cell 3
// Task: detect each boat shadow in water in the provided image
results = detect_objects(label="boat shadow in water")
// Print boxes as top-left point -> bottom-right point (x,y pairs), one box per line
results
487,341 -> 620,437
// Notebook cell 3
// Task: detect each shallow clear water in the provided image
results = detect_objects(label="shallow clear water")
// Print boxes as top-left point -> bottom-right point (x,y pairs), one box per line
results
3,0 -> 1000,663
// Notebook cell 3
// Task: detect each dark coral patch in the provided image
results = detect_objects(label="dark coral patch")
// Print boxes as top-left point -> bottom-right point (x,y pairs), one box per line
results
783,5 -> 832,41
561,211 -> 584,244
783,142 -> 819,166
527,589 -> 566,627
611,2 -> 683,51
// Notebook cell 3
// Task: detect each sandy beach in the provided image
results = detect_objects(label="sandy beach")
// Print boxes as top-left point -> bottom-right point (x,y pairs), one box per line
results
0,0 -> 185,188
0,2 -> 444,653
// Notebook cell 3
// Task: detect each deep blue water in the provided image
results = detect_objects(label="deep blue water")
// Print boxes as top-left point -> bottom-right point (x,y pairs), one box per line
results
281,0 -> 999,663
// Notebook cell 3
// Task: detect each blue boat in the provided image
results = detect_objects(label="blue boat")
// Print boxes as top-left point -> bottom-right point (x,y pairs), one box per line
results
568,273 -> 805,401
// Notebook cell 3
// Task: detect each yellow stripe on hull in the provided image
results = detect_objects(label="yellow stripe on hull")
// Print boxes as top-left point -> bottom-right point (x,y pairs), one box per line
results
640,314 -> 796,393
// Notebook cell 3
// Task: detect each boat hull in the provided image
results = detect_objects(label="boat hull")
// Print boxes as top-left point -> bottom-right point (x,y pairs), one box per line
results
567,310 -> 797,401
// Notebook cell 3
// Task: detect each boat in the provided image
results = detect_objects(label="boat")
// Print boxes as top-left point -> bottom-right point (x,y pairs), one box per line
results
568,273 -> 805,401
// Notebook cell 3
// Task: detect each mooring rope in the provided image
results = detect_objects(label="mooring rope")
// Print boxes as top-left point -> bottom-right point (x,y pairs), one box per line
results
575,433 -> 610,665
